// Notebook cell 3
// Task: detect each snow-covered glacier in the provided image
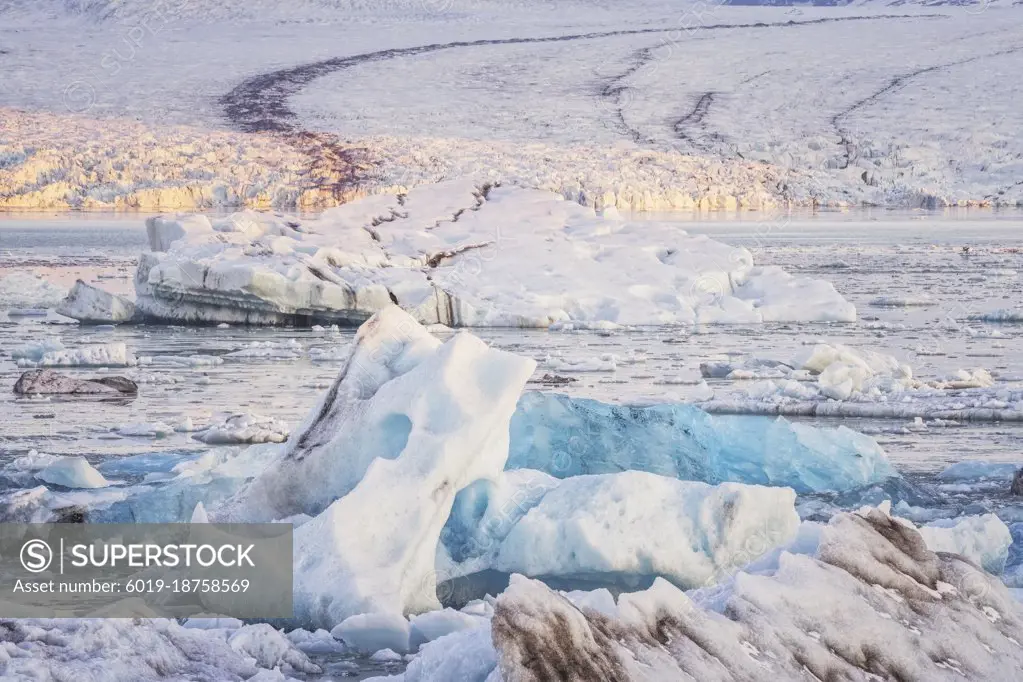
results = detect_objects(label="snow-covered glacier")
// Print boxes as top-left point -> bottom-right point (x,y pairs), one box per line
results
113,179 -> 855,327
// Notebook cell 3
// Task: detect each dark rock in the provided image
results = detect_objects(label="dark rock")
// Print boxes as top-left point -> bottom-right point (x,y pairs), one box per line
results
14,369 -> 137,396
528,373 -> 579,386
1011,468 -> 1023,496
53,506 -> 87,523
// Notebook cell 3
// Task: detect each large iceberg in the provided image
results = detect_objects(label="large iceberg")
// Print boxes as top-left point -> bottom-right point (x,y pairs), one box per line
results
507,392 -> 896,493
56,280 -> 137,324
217,306 -> 536,627
119,180 -> 855,327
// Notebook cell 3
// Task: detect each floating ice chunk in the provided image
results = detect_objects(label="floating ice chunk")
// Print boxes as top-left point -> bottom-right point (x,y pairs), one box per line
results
224,340 -> 304,361
308,343 -> 352,362
182,615 -> 244,630
919,514 -> 1013,573
56,280 -> 136,323
409,609 -> 485,649
870,295 -> 935,307
35,456 -> 110,489
544,353 -> 616,372
370,648 -> 403,663
507,392 -> 896,493
117,421 -> 175,438
492,473 -> 799,589
227,623 -> 320,674
138,354 -> 223,367
331,613 -> 411,654
938,461 -> 1020,481
191,501 -> 209,523
383,621 -> 497,682
174,417 -> 197,432
228,307 -> 534,627
733,266 -> 856,323
285,628 -> 346,655
193,413 -> 289,444
12,337 -> 65,361
0,271 -> 66,308
971,309 -> 1023,323
16,342 -> 137,368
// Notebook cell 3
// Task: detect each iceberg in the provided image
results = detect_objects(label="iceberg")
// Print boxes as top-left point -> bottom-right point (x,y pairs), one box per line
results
193,412 -> 290,445
56,280 -> 137,324
507,392 -> 896,493
131,181 -> 855,327
490,472 -> 799,589
35,456 -> 111,489
919,514 -> 1013,574
15,342 -> 138,368
216,306 -> 536,628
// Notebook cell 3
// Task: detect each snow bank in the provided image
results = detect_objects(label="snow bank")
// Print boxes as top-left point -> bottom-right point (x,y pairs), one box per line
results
0,271 -> 66,308
34,456 -> 111,489
56,280 -> 136,324
217,306 -> 535,628
133,181 -> 854,327
919,514 -> 1013,574
193,413 -> 290,445
490,473 -> 799,588
15,342 -> 137,368
507,392 -> 896,493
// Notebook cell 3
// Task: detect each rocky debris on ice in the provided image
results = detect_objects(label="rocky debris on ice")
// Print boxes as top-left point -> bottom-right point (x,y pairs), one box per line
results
377,507 -> 1023,681
34,456 -> 111,489
192,412 -> 290,445
134,180 -> 855,327
0,618 -> 319,680
218,306 -> 536,628
56,280 -> 137,324
0,271 -> 66,308
506,392 -> 896,493
484,472 -> 799,589
13,369 -> 138,396
15,342 -> 137,368
918,514 -> 1013,574
1012,468 -> 1023,496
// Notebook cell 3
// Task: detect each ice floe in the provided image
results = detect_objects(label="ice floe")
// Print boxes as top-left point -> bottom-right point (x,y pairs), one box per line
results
120,180 -> 855,328
15,342 -> 137,368
0,271 -> 66,308
193,412 -> 290,445
34,456 -> 111,489
56,280 -> 136,324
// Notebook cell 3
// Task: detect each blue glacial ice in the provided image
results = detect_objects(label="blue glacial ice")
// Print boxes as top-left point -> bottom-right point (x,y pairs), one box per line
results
507,392 -> 897,494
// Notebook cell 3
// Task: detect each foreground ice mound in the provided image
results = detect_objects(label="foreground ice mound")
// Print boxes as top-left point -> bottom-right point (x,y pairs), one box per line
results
133,180 -> 855,327
378,508 -> 1023,682
218,306 -> 536,627
0,619 -> 318,680
56,279 -> 136,324
490,472 -> 799,589
507,392 -> 896,493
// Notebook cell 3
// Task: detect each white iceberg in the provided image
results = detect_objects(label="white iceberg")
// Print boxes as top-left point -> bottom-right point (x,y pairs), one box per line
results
331,612 -> 411,654
34,456 -> 110,489
193,413 -> 290,445
219,306 -> 535,628
16,342 -> 138,368
0,271 -> 66,308
133,181 -> 855,327
919,514 -> 1013,574
56,280 -> 137,324
489,473 -> 799,589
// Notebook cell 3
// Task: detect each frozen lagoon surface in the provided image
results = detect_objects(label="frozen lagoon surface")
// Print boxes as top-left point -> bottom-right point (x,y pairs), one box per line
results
4,212 -> 1023,679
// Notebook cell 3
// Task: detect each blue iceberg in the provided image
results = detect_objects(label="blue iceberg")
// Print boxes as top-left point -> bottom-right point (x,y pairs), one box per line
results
506,392 -> 897,494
